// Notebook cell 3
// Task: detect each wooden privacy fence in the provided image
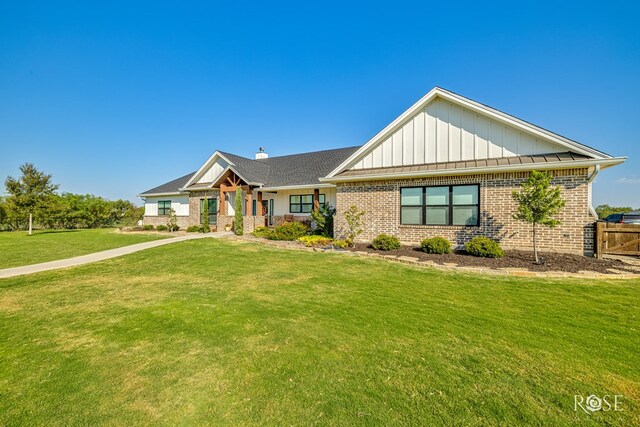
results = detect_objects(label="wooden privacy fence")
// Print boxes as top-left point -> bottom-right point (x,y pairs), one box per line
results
595,221 -> 640,259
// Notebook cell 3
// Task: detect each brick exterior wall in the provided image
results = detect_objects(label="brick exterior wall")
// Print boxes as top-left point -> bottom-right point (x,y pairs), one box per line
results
188,190 -> 220,229
218,215 -> 266,233
143,215 -> 190,229
334,168 -> 595,255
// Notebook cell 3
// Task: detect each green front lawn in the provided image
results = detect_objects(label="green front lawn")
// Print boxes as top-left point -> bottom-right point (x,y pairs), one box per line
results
0,239 -> 638,425
0,228 -> 168,269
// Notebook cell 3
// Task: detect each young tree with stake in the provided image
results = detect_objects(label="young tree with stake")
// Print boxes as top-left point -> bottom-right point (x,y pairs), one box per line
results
234,189 -> 243,235
4,163 -> 59,235
512,170 -> 566,264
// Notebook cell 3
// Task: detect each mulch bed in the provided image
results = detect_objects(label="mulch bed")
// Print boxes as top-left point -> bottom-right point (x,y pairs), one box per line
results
346,243 -> 636,274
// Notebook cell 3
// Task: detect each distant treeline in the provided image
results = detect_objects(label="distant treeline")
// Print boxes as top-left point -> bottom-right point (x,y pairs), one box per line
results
594,204 -> 638,219
1,163 -> 143,231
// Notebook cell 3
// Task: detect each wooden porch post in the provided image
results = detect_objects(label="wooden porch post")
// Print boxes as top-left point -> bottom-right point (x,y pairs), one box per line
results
245,186 -> 252,216
257,191 -> 263,215
313,188 -> 320,211
219,184 -> 227,215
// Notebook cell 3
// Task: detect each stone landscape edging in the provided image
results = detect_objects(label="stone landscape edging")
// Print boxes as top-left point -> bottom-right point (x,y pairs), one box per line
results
230,236 -> 640,280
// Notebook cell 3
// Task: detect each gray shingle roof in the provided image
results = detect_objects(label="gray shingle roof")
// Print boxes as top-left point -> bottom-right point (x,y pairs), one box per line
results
140,146 -> 360,196
217,151 -> 271,184
140,171 -> 195,196
254,146 -> 361,187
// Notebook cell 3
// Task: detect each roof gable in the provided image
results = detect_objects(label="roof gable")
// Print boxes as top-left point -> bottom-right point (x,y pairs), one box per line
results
183,152 -> 233,188
327,87 -> 613,177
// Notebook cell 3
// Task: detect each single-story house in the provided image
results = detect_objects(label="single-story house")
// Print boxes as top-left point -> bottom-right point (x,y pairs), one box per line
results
139,87 -> 626,255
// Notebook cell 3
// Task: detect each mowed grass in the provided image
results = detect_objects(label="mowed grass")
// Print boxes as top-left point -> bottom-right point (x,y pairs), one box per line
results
0,229 -> 168,269
0,239 -> 638,426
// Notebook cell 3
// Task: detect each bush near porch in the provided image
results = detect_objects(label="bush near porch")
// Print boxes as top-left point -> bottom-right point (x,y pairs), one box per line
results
251,221 -> 309,241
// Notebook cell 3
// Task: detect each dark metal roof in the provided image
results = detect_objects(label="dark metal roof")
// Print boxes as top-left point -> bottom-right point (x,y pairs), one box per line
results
336,152 -> 591,177
140,146 -> 360,195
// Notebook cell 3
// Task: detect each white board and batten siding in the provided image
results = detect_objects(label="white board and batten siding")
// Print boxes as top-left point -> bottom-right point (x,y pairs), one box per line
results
351,97 -> 563,170
196,158 -> 229,184
144,196 -> 189,216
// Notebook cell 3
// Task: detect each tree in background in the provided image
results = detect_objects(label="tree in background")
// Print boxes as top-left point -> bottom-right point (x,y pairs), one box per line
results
595,204 -> 636,219
512,170 -> 566,264
0,198 -> 6,231
234,189 -> 243,235
4,163 -> 59,234
1,164 -> 145,231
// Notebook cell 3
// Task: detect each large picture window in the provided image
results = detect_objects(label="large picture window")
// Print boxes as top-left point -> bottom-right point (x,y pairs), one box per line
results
289,194 -> 325,213
158,200 -> 171,216
400,185 -> 479,226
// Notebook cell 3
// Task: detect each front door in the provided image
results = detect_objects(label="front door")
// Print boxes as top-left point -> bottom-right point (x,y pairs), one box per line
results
261,200 -> 268,226
261,199 -> 274,226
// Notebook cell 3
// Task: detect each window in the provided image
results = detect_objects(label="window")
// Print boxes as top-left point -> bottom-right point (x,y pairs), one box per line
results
199,198 -> 217,224
400,185 -> 479,226
252,199 -> 257,216
289,194 -> 325,213
158,200 -> 171,216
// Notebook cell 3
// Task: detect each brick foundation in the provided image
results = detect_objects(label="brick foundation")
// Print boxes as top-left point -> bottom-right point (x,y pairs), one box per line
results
334,168 -> 595,255
142,215 -> 190,229
218,215 -> 266,234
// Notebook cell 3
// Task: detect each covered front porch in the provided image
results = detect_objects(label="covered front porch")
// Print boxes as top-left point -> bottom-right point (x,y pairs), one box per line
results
189,169 -> 331,233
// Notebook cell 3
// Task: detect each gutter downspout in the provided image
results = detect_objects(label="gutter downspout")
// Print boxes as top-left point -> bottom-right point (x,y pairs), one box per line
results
587,164 -> 600,219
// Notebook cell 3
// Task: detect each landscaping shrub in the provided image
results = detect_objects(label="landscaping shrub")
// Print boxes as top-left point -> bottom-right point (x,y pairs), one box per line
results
269,221 -> 309,241
167,209 -> 179,232
343,205 -> 365,245
332,239 -> 349,249
234,190 -> 243,235
201,197 -> 210,231
310,204 -> 336,237
298,235 -> 333,247
142,224 -> 154,231
465,236 -> 505,258
371,234 -> 401,251
186,225 -> 201,233
251,226 -> 273,239
156,225 -> 168,232
421,237 -> 452,254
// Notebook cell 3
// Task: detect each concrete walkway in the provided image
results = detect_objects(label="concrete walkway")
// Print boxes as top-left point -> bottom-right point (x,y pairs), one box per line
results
0,232 -> 232,279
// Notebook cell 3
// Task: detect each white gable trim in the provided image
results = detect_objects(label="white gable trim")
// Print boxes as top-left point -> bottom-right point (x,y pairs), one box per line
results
326,88 -> 611,178
183,151 -> 236,188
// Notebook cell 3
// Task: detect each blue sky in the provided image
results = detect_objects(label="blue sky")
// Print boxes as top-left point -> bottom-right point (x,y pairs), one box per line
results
1,1 -> 639,206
